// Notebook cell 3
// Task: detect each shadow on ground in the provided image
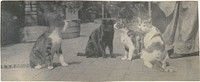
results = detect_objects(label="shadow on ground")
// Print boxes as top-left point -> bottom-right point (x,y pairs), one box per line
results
170,51 -> 199,59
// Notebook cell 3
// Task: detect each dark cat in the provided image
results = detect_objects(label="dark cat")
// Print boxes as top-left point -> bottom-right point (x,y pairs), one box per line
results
77,19 -> 115,58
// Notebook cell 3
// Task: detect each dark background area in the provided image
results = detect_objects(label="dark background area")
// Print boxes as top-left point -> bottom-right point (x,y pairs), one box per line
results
1,1 -> 169,46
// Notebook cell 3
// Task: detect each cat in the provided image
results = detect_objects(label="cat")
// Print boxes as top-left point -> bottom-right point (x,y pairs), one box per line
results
1,20 -> 70,70
77,19 -> 115,58
114,19 -> 142,61
137,17 -> 175,72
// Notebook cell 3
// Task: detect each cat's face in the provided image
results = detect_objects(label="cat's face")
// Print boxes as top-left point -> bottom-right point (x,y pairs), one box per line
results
102,19 -> 115,32
114,19 -> 131,30
114,19 -> 124,29
137,17 -> 151,33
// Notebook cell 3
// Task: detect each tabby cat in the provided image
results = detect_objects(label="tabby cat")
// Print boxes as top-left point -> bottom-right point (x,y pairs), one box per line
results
1,20 -> 70,70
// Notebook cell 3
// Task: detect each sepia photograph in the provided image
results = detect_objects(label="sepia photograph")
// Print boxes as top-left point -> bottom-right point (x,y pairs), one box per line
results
1,0 -> 199,81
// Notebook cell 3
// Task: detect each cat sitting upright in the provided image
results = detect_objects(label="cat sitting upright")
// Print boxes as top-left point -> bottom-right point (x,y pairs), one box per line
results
114,19 -> 142,61
29,18 -> 70,70
77,19 -> 115,58
137,17 -> 175,72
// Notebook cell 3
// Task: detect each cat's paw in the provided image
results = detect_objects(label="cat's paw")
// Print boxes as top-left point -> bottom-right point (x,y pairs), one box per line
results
121,56 -> 127,60
127,58 -> 132,61
144,61 -> 153,68
102,55 -> 107,59
61,63 -> 68,67
164,66 -> 176,72
48,66 -> 54,70
35,65 -> 43,69
110,54 -> 115,58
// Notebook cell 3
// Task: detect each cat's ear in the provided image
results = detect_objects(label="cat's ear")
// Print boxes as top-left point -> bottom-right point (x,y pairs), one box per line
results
137,17 -> 142,25
119,19 -> 122,23
137,17 -> 141,22
148,18 -> 152,23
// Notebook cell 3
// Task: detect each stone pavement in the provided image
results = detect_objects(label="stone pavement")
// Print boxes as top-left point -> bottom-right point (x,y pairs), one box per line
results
1,23 -> 199,81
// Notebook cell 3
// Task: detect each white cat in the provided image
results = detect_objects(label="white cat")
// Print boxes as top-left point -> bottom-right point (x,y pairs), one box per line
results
114,19 -> 141,61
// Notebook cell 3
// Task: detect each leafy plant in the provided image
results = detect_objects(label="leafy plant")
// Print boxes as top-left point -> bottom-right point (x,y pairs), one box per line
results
61,1 -> 83,13
37,1 -> 83,13
106,2 -> 148,19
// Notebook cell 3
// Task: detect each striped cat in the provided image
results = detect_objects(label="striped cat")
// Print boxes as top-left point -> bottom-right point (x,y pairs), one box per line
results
1,20 -> 70,70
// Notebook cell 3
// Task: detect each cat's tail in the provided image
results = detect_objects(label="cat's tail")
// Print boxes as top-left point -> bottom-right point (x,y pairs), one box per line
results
1,64 -> 30,69
77,53 -> 86,56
